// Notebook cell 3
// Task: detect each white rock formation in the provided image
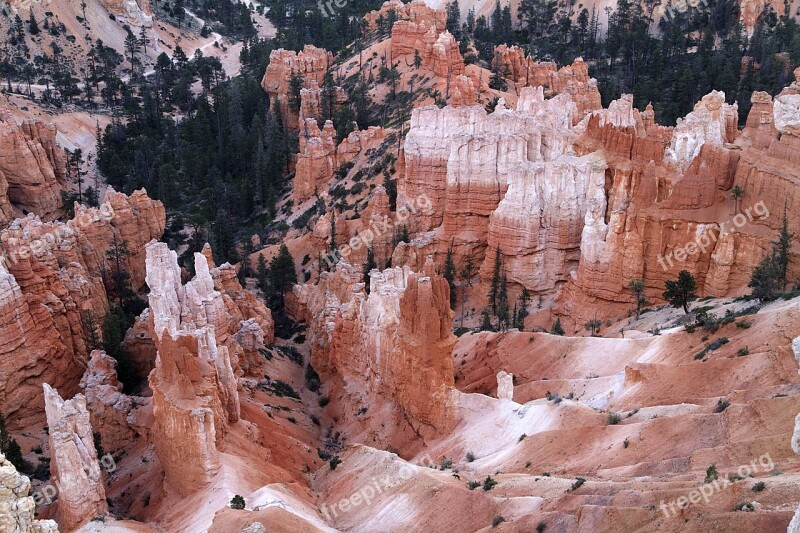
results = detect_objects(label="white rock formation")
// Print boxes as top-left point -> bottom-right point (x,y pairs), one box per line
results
145,242 -> 241,495
0,453 -> 59,533
43,384 -> 107,530
774,94 -> 800,136
496,371 -> 514,401
665,90 -> 738,169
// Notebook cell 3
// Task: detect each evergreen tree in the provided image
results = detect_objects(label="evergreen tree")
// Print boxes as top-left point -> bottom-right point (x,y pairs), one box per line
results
663,270 -> 697,314
497,273 -> 510,330
550,317 -> 565,336
749,252 -> 782,301
268,244 -> 297,312
443,245 -> 457,309
363,248 -> 377,294
0,412 -> 28,472
488,246 -> 502,314
102,305 -> 137,392
446,0 -> 462,38
773,206 -> 793,290
516,288 -> 530,330
628,279 -> 649,319
28,8 -> 39,35
256,254 -> 269,295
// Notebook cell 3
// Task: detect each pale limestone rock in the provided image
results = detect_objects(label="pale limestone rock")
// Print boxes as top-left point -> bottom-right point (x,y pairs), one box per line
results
496,371 -> 514,401
665,91 -> 738,169
774,94 -> 800,136
0,453 -> 59,533
43,384 -> 107,530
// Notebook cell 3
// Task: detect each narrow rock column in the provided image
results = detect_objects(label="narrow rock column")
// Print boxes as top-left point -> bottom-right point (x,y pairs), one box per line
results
43,384 -> 107,530
497,371 -> 514,402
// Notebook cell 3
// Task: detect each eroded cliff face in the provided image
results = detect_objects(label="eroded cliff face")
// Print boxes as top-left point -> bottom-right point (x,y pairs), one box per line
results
0,189 -> 164,429
291,257 -> 456,453
0,453 -> 58,533
0,110 -> 67,226
145,241 -> 275,496
399,88 -> 607,294
395,65 -> 800,325
44,383 -> 107,530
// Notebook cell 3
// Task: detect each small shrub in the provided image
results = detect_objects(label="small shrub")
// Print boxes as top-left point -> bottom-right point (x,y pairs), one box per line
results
439,458 -> 453,470
738,347 -> 749,356
482,475 -> 497,491
536,523 -> 547,533
518,433 -> 527,442
734,501 -> 755,512
318,396 -> 330,407
705,464 -> 719,483
714,399 -> 730,413
287,417 -> 297,424
623,437 -> 630,448
230,495 -> 246,510
607,413 -> 621,425
571,477 -> 586,491
491,515 -> 505,527
736,320 -> 752,329
330,456 -> 342,470
467,480 -> 480,490
466,452 -> 475,462
684,324 -> 697,333
752,481 -> 766,492
708,337 -> 729,350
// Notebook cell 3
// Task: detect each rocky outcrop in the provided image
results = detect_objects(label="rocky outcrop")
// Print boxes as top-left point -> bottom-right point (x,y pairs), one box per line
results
100,0 -> 153,27
496,371 -> 513,401
0,453 -> 58,533
0,189 -> 164,429
261,46 -> 334,128
449,75 -> 477,107
295,119 -> 337,202
43,383 -> 107,530
399,89 -> 605,294
291,257 -> 456,451
145,242 -> 273,495
364,0 -> 446,32
391,23 -> 464,79
79,351 -> 138,455
0,110 -> 66,226
492,48 -> 602,120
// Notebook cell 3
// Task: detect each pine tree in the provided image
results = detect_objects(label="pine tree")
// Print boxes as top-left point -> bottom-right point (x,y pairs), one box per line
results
517,288 -> 530,330
488,246 -> 502,314
256,254 -> 269,295
0,411 -> 28,472
364,248 -> 377,294
329,208 -> 337,255
628,279 -> 649,320
497,272 -> 510,330
268,244 -> 297,312
28,8 -> 39,35
773,206 -> 793,290
663,270 -> 697,314
443,245 -> 456,309
550,317 -> 565,336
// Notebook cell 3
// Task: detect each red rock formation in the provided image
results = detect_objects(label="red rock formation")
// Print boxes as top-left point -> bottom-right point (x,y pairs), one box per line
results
79,351 -> 138,454
43,383 -> 107,530
145,241 -> 274,495
295,119 -> 337,202
0,189 -> 164,429
391,23 -> 464,79
493,47 -> 601,120
449,74 -> 478,107
100,0 -> 153,26
261,46 -> 334,128
0,453 -> 59,533
0,110 -> 66,226
291,257 -> 456,451
336,127 -> 386,166
364,0 -> 446,32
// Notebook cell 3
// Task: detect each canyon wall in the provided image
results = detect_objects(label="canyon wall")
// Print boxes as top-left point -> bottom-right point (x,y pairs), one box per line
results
0,188 -> 164,429
0,110 -> 67,226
